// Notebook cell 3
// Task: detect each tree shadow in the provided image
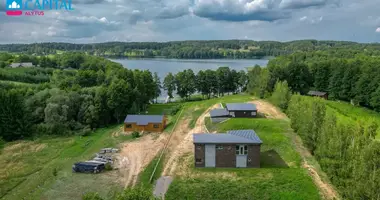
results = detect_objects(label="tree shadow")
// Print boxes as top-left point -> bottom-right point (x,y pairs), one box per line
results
260,149 -> 289,168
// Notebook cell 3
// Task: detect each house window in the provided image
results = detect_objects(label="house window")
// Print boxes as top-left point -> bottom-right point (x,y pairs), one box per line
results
216,145 -> 223,150
252,112 -> 256,115
153,124 -> 160,128
230,112 -> 235,117
125,124 -> 132,128
195,158 -> 203,163
236,145 -> 248,155
197,145 -> 201,150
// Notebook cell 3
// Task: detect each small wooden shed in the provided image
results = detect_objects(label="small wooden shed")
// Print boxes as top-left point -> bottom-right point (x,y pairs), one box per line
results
193,130 -> 262,168
124,115 -> 166,132
307,91 -> 328,100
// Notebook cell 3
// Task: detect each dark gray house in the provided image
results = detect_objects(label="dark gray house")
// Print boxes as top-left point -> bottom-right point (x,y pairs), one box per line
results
10,62 -> 34,68
209,108 -> 230,123
226,103 -> 257,118
193,130 -> 262,168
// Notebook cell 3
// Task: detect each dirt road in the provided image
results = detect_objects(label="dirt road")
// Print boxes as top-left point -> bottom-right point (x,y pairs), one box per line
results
250,99 -> 287,119
252,99 -> 339,200
162,104 -> 219,176
114,132 -> 168,188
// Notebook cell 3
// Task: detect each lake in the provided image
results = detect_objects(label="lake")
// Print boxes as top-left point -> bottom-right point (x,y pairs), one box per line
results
111,58 -> 269,80
111,58 -> 269,101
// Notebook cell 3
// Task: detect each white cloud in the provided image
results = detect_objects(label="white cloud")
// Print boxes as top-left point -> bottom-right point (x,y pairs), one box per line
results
300,16 -> 307,21
376,27 -> 380,33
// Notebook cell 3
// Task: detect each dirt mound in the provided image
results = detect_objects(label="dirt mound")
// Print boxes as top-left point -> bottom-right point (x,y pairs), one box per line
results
250,99 -> 287,119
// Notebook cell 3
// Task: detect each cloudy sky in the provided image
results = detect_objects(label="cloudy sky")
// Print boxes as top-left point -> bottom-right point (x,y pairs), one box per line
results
0,0 -> 380,43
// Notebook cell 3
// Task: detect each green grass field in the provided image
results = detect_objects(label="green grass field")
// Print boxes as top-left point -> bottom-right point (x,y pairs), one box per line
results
166,117 -> 320,200
0,125 -> 133,200
147,103 -> 182,132
183,94 -> 254,129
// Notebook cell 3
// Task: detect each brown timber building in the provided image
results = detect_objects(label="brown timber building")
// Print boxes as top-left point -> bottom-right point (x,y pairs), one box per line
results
124,115 -> 166,132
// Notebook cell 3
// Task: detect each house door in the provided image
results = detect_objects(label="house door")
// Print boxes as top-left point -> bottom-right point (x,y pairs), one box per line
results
236,145 -> 247,168
205,144 -> 216,167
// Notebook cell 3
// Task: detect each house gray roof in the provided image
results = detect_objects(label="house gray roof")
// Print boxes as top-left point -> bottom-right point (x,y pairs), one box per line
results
210,108 -> 230,117
308,91 -> 327,96
193,130 -> 262,144
124,115 -> 164,125
226,103 -> 257,111
10,62 -> 34,68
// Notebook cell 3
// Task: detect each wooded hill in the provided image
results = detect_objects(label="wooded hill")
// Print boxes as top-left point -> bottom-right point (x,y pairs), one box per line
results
2,40 -> 380,59
0,53 -> 162,141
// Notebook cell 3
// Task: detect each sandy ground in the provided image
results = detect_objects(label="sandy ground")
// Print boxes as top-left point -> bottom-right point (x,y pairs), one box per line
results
113,132 -> 168,188
252,99 -> 339,200
162,104 -> 220,176
293,135 -> 339,200
250,99 -> 287,119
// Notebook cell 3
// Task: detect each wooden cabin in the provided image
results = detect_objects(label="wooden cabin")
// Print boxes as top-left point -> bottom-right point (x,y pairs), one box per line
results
124,115 -> 166,132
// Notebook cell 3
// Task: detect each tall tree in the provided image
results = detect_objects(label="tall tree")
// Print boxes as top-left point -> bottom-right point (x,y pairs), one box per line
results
153,72 -> 161,103
107,79 -> 131,123
163,73 -> 176,102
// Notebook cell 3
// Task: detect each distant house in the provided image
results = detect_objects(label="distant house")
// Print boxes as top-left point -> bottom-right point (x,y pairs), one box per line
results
209,108 -> 230,123
10,62 -> 34,68
193,130 -> 262,168
124,115 -> 167,132
307,91 -> 328,100
210,103 -> 257,123
226,103 -> 257,118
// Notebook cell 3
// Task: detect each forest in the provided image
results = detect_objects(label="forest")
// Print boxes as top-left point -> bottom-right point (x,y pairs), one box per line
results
0,52 -> 248,142
247,51 -> 380,111
0,52 -> 162,141
2,40 -> 380,59
247,50 -> 380,199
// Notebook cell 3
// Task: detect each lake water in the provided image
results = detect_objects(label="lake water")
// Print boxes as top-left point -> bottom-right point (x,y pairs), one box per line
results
111,58 -> 269,80
111,58 -> 269,101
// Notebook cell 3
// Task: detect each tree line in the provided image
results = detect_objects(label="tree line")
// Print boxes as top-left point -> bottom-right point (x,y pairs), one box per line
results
287,95 -> 380,199
247,51 -> 380,112
246,50 -> 380,199
0,53 -> 161,141
163,67 -> 247,101
2,40 -> 380,59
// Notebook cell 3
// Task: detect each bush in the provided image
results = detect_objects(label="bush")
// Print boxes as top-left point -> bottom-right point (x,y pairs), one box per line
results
169,105 -> 182,115
132,131 -> 140,138
105,163 -> 112,171
52,168 -> 58,176
270,80 -> 291,110
116,186 -> 157,200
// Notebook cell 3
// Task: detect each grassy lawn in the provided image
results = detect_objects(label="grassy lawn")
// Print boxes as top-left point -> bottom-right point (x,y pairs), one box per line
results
137,153 -> 166,189
147,103 -> 182,132
166,117 -> 320,200
0,125 -> 134,200
325,100 -> 380,138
